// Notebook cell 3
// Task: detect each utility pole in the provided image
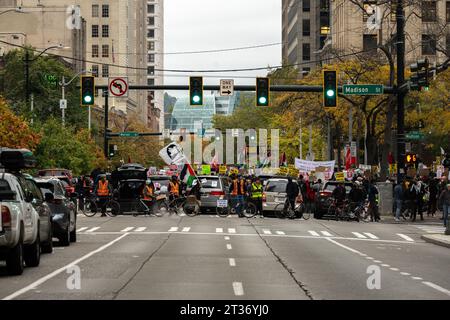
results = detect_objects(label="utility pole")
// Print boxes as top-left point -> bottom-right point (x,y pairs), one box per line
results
396,0 -> 406,183
327,116 -> 331,161
24,50 -> 30,107
299,117 -> 303,159
30,94 -> 34,125
61,76 -> 65,126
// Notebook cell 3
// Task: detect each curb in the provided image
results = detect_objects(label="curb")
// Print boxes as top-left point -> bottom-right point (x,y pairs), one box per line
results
421,234 -> 450,249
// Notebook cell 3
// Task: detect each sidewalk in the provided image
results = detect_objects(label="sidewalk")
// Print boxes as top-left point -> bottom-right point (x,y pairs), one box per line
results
380,214 -> 444,225
421,233 -> 450,249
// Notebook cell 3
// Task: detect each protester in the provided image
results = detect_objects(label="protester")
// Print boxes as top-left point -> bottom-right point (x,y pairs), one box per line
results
438,183 -> 450,227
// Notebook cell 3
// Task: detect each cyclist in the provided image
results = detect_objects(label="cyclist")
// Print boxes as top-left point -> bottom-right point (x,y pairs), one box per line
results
250,177 -> 264,218
168,175 -> 181,201
286,177 -> 300,211
140,179 -> 155,215
93,175 -> 111,217
331,181 -> 346,213
229,174 -> 246,217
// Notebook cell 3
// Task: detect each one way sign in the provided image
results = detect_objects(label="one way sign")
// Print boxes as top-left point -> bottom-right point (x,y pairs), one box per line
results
220,79 -> 234,97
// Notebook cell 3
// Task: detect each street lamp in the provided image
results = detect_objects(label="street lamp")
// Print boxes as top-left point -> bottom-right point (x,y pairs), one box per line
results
0,7 -> 26,16
24,44 -> 70,122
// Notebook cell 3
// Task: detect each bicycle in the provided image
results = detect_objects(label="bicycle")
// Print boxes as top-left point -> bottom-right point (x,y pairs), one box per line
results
327,199 -> 347,221
82,194 -> 120,217
274,199 -> 298,219
182,195 -> 202,217
131,195 -> 168,217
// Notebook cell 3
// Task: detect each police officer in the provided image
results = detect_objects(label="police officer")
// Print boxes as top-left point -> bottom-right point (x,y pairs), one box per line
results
94,175 -> 111,217
251,177 -> 264,218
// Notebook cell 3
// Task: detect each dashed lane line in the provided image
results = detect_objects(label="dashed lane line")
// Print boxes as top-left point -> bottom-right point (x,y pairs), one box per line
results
308,231 -> 320,237
121,227 -> 135,232
229,258 -> 236,267
226,244 -> 232,250
228,228 -> 236,234
321,231 -> 333,237
232,282 -> 244,296
397,233 -> 414,242
85,227 -> 100,233
216,228 -> 223,233
182,227 -> 191,232
168,227 -> 178,232
135,227 -> 147,232
262,229 -> 272,235
76,227 -> 88,232
363,232 -> 378,239
352,232 -> 367,239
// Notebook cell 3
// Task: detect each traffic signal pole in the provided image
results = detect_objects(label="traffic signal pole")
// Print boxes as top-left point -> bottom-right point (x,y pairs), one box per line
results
104,89 -> 109,158
396,0 -> 406,183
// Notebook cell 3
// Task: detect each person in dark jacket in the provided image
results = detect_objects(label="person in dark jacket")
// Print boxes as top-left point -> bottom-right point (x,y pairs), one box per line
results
438,184 -> 450,227
367,180 -> 380,222
394,182 -> 405,221
332,182 -> 346,208
285,177 -> 300,211
427,178 -> 439,217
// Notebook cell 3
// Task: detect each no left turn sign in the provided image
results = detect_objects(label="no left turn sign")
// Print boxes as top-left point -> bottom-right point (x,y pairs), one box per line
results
109,77 -> 128,97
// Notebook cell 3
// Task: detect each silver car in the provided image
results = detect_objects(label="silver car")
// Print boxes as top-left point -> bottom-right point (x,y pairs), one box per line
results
263,178 -> 298,214
197,175 -> 230,213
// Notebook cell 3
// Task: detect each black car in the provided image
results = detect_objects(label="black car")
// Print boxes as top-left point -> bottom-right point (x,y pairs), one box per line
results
314,181 -> 354,219
35,178 -> 77,246
111,163 -> 147,214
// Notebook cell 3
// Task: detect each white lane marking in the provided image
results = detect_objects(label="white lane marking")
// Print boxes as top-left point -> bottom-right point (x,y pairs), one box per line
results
76,227 -> 88,232
169,227 -> 178,232
366,257 -> 374,260
263,229 -> 272,235
321,231 -> 333,237
373,260 -> 382,263
229,258 -> 236,267
121,227 -> 135,232
2,233 -> 129,300
422,282 -> 450,297
352,232 -> 367,239
86,227 -> 100,233
134,227 -> 146,232
363,232 -> 378,239
390,267 -> 399,271
276,231 -> 285,235
216,228 -> 223,233
226,244 -> 232,250
381,264 -> 390,267
400,272 -> 411,276
397,233 -> 414,242
308,231 -> 320,237
325,238 -> 363,254
182,227 -> 191,232
412,277 -> 423,280
228,228 -> 236,234
232,282 -> 244,296
224,236 -> 230,240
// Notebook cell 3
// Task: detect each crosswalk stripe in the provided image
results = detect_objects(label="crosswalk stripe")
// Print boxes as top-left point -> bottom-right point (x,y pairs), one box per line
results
308,231 -> 320,237
179,213 -> 186,217
363,232 -> 378,239
321,231 -> 333,237
76,227 -> 88,232
169,227 -> 178,232
397,233 -> 414,242
121,227 -> 135,232
216,228 -> 223,233
352,232 -> 367,239
262,229 -> 272,235
228,228 -> 236,234
135,227 -> 146,232
276,231 -> 285,235
86,227 -> 100,233
182,227 -> 191,232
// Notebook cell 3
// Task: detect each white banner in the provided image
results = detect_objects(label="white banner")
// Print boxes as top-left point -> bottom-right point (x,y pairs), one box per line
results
159,142 -> 186,166
294,158 -> 335,173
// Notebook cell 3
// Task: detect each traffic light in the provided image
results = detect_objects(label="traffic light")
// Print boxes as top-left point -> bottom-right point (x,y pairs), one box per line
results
108,144 -> 116,158
81,76 -> 95,106
405,153 -> 417,165
410,58 -> 429,91
323,70 -> 337,107
256,77 -> 270,106
189,76 -> 203,106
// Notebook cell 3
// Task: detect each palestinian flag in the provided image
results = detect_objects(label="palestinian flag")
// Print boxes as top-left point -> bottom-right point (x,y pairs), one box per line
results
180,163 -> 196,187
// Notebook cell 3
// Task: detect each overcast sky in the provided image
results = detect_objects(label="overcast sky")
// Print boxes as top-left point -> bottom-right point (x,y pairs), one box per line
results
164,0 -> 282,97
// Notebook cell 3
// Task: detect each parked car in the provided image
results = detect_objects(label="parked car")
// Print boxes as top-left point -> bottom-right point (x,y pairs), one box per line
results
197,175 -> 230,214
38,168 -> 73,180
263,178 -> 299,215
314,181 -> 354,219
0,149 -> 41,275
34,177 -> 77,246
257,175 -> 288,187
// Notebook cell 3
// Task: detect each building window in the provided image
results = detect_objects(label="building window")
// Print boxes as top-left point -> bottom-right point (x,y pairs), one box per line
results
92,65 -> 99,77
92,25 -> 99,38
302,43 -> 310,61
148,66 -> 155,75
303,19 -> 310,37
148,41 -> 155,51
148,17 -> 155,26
102,4 -> 109,18
422,34 -> 436,55
92,4 -> 99,17
148,54 -> 155,63
102,65 -> 109,78
363,34 -> 378,51
422,1 -> 437,22
303,0 -> 310,12
102,25 -> 109,37
147,29 -> 155,38
92,45 -> 99,58
147,4 -> 154,13
102,45 -> 109,58
447,1 -> 450,22
147,78 -> 155,86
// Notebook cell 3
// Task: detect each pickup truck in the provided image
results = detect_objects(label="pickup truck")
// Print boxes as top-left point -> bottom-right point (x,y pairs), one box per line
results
0,150 -> 41,275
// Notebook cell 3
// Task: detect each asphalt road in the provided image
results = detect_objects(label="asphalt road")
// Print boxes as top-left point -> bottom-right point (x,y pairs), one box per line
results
0,213 -> 449,300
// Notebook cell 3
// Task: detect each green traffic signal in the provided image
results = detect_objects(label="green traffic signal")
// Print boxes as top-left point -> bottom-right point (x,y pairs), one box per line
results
323,70 -> 337,107
189,76 -> 203,106
81,76 -> 95,106
256,77 -> 270,106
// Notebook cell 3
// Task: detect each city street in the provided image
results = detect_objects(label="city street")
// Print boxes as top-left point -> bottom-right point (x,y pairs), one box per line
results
1,214 -> 449,300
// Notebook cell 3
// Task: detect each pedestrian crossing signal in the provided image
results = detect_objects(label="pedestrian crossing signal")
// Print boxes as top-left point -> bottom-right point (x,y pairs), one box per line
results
406,153 -> 417,164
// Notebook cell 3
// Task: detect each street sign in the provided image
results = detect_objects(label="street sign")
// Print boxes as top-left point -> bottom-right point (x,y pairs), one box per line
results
59,99 -> 67,109
406,131 -> 425,140
109,77 -> 129,97
220,79 -> 234,96
119,132 -> 139,137
342,84 -> 384,95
